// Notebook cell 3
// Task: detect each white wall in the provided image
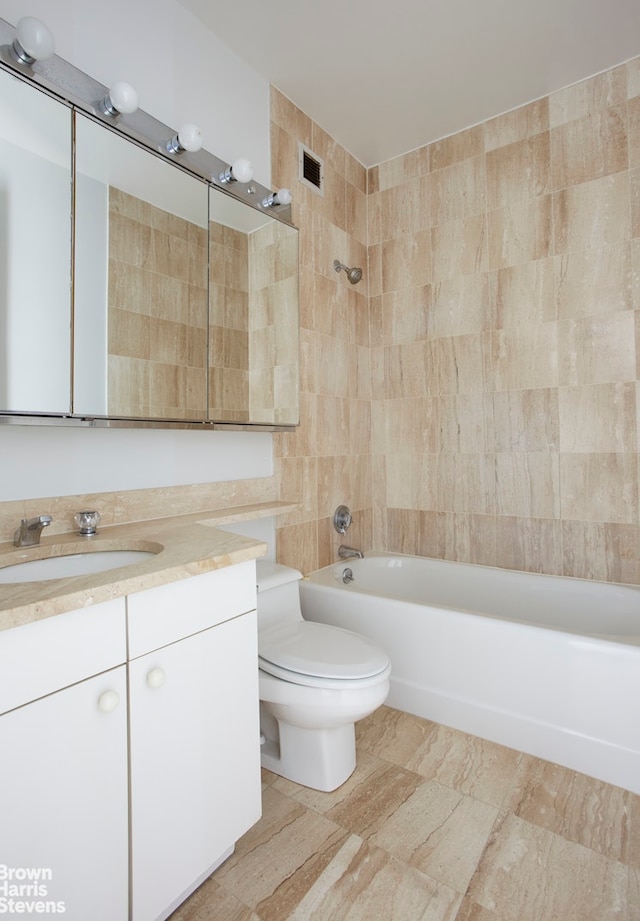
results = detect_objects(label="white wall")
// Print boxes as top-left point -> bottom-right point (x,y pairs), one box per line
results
0,0 -> 274,502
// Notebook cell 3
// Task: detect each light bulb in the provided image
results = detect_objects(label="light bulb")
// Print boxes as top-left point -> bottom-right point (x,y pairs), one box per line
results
99,81 -> 139,117
178,123 -> 203,152
166,123 -> 203,154
276,188 -> 292,205
218,157 -> 254,184
262,187 -> 292,208
231,158 -> 254,183
12,16 -> 55,65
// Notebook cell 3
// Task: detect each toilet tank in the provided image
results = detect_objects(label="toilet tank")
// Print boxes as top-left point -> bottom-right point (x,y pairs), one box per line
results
256,561 -> 303,629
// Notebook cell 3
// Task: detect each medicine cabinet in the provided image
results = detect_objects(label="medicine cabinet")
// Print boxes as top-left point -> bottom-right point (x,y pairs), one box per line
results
0,35 -> 299,429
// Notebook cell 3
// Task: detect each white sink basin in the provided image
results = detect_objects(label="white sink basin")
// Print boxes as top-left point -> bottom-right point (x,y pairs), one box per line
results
0,550 -> 156,583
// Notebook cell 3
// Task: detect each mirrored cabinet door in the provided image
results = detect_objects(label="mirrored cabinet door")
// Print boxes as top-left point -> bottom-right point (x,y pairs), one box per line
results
208,187 -> 299,425
73,114 -> 209,421
0,69 -> 72,414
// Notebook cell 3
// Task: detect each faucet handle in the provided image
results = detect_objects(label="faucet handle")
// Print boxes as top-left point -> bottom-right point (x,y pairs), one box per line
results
74,510 -> 101,536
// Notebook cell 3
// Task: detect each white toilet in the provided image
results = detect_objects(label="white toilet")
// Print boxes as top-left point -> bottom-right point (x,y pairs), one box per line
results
256,561 -> 391,792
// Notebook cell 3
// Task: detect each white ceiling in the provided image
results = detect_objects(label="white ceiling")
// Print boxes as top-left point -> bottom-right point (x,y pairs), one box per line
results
178,0 -> 640,167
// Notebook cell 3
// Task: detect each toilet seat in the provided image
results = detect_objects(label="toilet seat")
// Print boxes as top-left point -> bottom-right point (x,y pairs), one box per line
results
259,620 -> 390,689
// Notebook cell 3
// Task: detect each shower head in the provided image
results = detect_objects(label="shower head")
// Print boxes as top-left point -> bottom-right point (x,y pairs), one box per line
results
334,259 -> 363,285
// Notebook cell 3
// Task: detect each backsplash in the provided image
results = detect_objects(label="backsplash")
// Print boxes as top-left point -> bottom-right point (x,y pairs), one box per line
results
273,56 -> 640,583
0,477 -> 277,544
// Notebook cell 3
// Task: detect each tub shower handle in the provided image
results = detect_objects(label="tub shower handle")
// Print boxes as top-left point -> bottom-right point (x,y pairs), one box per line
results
341,567 -> 354,584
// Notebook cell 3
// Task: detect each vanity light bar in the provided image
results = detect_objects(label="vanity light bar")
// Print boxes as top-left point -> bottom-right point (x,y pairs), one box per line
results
0,16 -> 293,226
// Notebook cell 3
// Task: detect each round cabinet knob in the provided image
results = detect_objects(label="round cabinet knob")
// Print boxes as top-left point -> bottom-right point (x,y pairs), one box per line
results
146,667 -> 166,689
97,689 -> 120,713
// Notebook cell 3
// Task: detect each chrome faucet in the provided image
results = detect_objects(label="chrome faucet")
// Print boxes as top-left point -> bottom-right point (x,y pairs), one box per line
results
14,515 -> 53,547
338,544 -> 364,560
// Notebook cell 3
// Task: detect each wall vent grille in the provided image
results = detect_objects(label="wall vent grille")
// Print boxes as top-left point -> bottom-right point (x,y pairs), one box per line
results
298,142 -> 324,195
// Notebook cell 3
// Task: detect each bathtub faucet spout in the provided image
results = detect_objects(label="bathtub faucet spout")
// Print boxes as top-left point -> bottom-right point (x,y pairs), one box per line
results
338,545 -> 364,560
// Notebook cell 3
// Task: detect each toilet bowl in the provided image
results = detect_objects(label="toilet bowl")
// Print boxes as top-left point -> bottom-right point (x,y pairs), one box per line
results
256,561 -> 391,792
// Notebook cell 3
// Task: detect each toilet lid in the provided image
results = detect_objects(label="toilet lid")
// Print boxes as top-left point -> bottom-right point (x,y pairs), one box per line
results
258,621 -> 390,681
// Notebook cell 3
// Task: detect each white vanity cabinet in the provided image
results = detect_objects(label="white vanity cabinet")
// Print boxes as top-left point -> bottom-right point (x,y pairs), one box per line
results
127,560 -> 261,921
0,558 -> 261,921
0,599 -> 129,921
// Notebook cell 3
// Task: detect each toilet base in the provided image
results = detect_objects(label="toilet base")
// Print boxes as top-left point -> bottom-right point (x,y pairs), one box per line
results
261,719 -> 356,792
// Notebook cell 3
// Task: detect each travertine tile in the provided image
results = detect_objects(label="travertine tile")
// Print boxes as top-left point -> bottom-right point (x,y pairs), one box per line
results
378,397 -> 437,453
379,174 -> 430,239
555,244 -> 633,320
486,132 -> 551,209
559,453 -> 639,523
490,258 -> 556,328
395,721 -> 527,810
214,787 -> 348,913
381,342 -> 429,398
386,507 -> 440,558
632,167 -> 640,238
484,98 -> 550,152
428,334 -> 486,395
495,516 -> 564,575
430,156 -> 486,225
488,323 -> 558,392
561,520 -> 640,584
381,230 -> 432,291
385,452 -> 438,510
553,172 -> 631,255
377,146 -> 430,191
437,453 -> 497,515
491,388 -> 559,452
370,779 -> 499,892
630,96 -> 640,168
320,761 -> 425,841
495,452 -> 560,518
465,813 -> 628,921
431,214 -> 487,281
437,511 -> 497,567
629,57 -> 640,99
551,105 -> 628,189
438,392 -> 492,453
169,876 -> 259,920
287,834 -> 462,921
549,65 -> 627,127
276,520 -> 318,574
379,286 -> 431,346
429,125 -> 484,171
509,759 -> 632,862
430,274 -> 491,339
558,382 -> 637,452
487,194 -> 552,269
558,313 -> 637,385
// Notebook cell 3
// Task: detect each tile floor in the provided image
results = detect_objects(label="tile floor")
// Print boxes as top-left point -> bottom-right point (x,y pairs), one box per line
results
170,706 -> 640,921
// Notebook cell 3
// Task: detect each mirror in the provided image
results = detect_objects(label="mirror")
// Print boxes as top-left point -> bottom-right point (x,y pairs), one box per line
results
0,56 -> 299,428
0,68 -> 71,414
74,113 -> 209,421
208,188 -> 299,425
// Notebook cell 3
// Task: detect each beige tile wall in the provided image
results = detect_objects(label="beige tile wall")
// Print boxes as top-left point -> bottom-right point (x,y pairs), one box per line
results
274,57 -> 640,583
271,88 -> 371,573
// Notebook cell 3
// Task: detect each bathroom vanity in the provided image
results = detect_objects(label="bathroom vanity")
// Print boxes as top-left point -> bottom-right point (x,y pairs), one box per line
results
0,508 -> 278,921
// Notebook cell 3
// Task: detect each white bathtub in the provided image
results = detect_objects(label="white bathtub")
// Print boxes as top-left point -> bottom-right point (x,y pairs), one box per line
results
299,552 -> 640,794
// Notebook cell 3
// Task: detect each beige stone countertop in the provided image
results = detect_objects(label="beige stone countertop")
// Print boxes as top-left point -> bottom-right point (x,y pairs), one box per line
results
0,501 -> 296,632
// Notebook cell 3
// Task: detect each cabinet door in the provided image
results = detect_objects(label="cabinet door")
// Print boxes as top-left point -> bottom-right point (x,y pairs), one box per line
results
129,611 -> 261,921
0,667 -> 128,921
